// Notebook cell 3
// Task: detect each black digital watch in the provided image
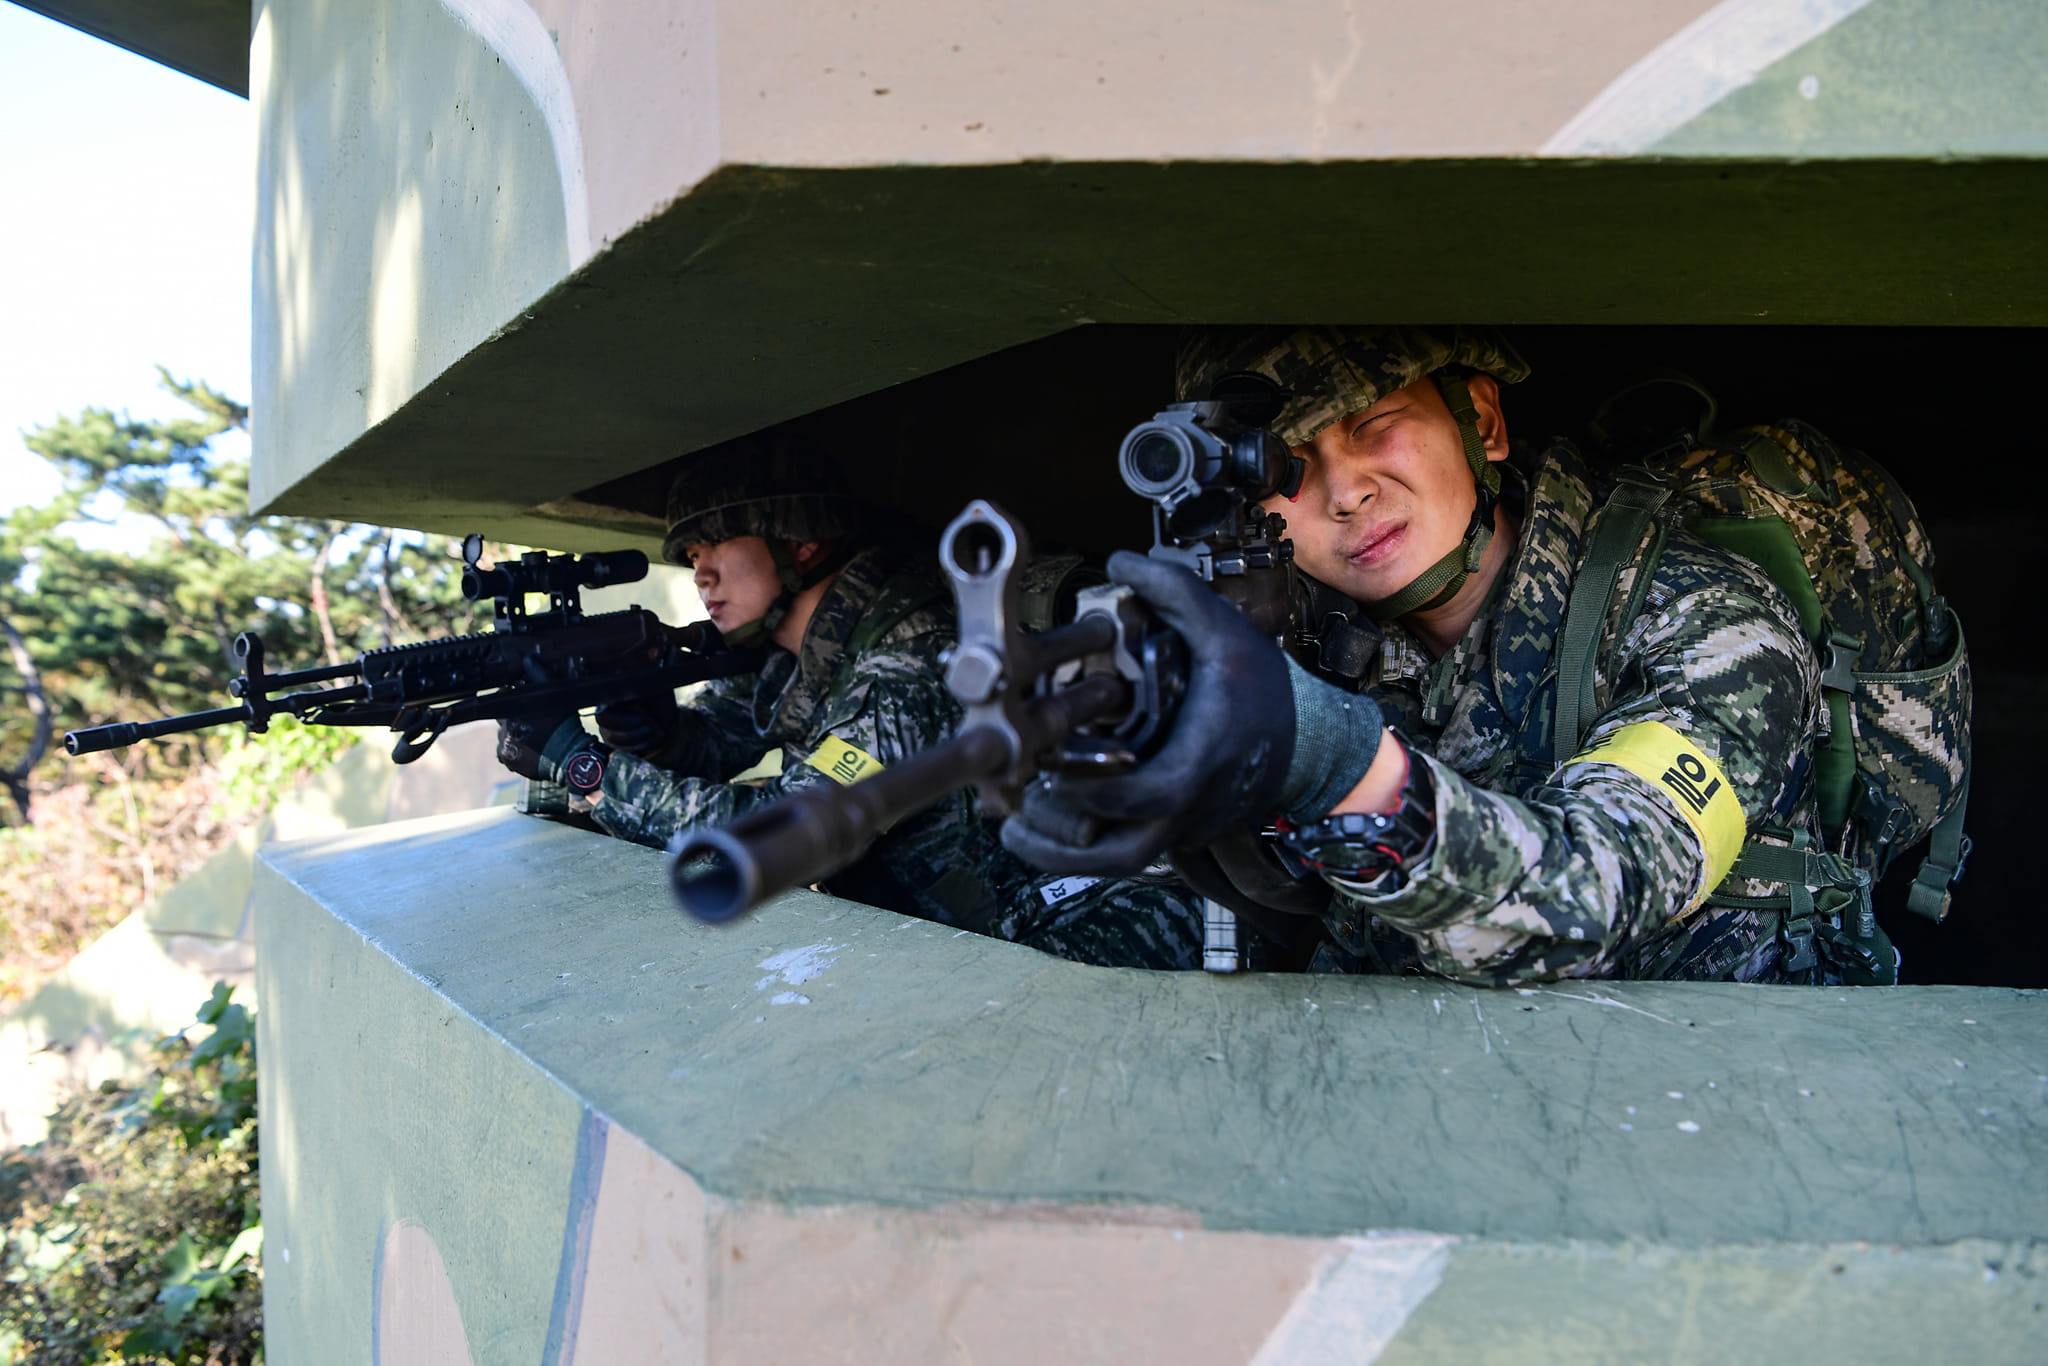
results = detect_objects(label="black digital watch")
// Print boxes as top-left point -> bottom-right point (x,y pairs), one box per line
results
1276,744 -> 1435,888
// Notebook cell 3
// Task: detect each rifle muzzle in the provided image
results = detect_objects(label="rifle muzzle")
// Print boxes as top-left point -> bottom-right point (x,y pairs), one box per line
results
669,725 -> 1014,923
63,722 -> 144,756
63,705 -> 254,756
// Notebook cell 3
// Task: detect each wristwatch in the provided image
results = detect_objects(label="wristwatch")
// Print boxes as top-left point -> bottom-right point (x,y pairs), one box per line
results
1276,743 -> 1435,887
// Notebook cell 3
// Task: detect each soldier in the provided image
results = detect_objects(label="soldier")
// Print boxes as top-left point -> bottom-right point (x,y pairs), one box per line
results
495,433 -> 1207,971
1003,325 -> 1842,985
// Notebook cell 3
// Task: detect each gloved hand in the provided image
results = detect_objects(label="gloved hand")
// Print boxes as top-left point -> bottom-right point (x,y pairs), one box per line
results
1171,836 -> 1333,973
594,689 -> 680,759
1175,833 -> 1332,918
496,713 -> 601,785
999,550 -> 1387,875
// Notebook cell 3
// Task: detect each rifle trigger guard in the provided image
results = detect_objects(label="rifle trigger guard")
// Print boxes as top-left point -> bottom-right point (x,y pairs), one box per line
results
389,707 -> 450,764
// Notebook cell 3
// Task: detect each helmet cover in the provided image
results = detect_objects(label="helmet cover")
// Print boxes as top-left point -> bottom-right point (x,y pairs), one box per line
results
662,431 -> 864,565
1175,325 -> 1531,448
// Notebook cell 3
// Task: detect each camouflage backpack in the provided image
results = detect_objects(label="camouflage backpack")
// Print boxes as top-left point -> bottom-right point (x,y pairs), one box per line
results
1556,391 -> 1971,979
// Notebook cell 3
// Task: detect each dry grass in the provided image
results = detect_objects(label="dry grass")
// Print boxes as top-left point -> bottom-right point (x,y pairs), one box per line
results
0,758 -> 252,1011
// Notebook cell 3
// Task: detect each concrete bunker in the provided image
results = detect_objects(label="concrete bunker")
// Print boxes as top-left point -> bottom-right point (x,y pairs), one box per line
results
37,0 -> 2038,1352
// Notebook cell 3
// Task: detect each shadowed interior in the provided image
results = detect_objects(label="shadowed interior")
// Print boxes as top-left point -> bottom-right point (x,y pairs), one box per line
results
576,323 -> 2045,987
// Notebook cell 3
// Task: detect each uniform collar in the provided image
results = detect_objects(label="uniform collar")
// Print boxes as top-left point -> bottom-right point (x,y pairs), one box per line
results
751,545 -> 893,738
1372,442 -> 1598,730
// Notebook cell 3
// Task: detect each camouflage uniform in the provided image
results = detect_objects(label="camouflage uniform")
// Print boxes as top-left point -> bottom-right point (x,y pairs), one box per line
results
1310,441 -> 1824,985
590,544 -> 1208,970
1178,325 -> 1826,986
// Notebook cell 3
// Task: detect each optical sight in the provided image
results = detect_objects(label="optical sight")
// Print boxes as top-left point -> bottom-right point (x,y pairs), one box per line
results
1116,372 -> 1303,541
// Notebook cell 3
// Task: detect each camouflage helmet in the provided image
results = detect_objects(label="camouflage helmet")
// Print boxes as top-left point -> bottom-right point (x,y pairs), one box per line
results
1175,325 -> 1531,448
661,431 -> 864,566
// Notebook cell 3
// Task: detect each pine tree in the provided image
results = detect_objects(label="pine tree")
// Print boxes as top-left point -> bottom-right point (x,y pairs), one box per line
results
0,370 -> 475,787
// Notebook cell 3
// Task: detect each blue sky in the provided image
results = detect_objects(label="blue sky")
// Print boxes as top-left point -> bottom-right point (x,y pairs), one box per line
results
0,4 -> 251,521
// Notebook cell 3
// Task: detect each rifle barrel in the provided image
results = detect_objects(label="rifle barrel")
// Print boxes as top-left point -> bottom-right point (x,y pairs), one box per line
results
669,672 -> 1127,923
63,704 -> 253,756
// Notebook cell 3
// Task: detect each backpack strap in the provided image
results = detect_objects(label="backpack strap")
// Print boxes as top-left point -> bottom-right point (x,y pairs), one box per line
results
1551,471 -> 1677,767
819,571 -> 949,709
1905,771 -> 1973,923
842,574 -> 946,661
1723,834 -> 1891,984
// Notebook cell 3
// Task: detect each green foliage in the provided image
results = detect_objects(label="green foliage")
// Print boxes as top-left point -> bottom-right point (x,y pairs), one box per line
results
0,370 -> 478,779
0,985 -> 262,1364
212,720 -> 359,822
0,373 -> 484,1007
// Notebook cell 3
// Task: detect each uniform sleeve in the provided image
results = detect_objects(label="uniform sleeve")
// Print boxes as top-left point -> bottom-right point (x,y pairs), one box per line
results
589,646 -> 959,850
1324,578 -> 1819,985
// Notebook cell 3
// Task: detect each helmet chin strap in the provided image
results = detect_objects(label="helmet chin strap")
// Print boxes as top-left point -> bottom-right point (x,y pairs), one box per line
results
716,539 -> 854,649
1364,371 -> 1501,624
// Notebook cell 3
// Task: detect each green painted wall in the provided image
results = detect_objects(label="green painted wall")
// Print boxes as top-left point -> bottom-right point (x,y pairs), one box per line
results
235,0 -> 2048,549
252,0 -> 571,517
1659,0 -> 2048,157
255,807 -> 2048,1361
256,813 -> 585,1360
262,156 -> 2048,549
262,807 -> 2048,1246
1380,1239 -> 2046,1365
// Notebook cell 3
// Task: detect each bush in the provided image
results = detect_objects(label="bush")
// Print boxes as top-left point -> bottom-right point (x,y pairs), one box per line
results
0,984 -> 261,1364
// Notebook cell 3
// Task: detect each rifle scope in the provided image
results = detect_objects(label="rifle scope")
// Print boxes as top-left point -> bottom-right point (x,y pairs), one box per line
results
1117,375 -> 1302,540
462,548 -> 648,603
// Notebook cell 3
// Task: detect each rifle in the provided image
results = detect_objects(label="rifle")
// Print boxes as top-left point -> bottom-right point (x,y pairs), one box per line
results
64,535 -> 759,765
669,375 -> 1352,928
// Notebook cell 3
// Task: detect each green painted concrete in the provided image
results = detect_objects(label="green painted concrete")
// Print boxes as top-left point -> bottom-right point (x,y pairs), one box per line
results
259,806 -> 2048,1247
257,156 -> 2048,549
1380,1239 -> 2046,1365
1659,0 -> 2048,158
256,818 -> 585,1361
15,0 -> 249,96
252,0 -> 571,519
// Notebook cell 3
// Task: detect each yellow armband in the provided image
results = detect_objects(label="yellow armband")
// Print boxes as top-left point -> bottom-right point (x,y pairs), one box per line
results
1570,720 -> 1746,908
804,734 -> 885,786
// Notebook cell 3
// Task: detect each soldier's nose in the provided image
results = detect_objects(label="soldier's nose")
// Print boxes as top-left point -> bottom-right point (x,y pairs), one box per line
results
1331,476 -> 1377,514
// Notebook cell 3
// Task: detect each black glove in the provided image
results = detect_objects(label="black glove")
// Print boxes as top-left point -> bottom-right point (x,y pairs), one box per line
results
594,690 -> 681,759
496,714 -> 603,786
1001,551 -> 1393,875
1179,832 -> 1332,917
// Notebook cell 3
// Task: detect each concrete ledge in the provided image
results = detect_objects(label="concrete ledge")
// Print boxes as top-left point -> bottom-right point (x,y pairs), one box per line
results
261,158 -> 2048,544
257,807 -> 2048,1362
17,0 -> 248,97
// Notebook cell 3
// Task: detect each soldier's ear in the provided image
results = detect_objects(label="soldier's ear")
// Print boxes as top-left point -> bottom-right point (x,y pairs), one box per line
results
789,540 -> 831,572
1465,374 -> 1510,461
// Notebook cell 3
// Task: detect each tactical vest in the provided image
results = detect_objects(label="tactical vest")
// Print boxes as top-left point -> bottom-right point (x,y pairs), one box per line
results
1557,419 -> 1971,984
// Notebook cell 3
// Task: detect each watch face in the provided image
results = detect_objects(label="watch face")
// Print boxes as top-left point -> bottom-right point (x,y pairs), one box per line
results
1281,807 -> 1426,884
563,750 -> 606,794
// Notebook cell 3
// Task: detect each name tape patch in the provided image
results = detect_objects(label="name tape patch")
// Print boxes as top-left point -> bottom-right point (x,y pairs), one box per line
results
1570,720 -> 1745,909
805,734 -> 885,787
1039,875 -> 1101,907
